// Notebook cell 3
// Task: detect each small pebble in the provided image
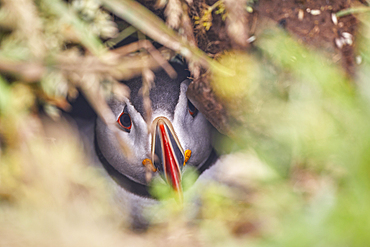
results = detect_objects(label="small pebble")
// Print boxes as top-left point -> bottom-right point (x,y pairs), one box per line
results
356,55 -> 362,65
335,38 -> 343,49
298,9 -> 304,20
310,9 -> 321,15
306,8 -> 311,13
346,39 -> 353,45
331,13 -> 338,25
342,32 -> 353,39
247,36 -> 256,43
342,32 -> 353,45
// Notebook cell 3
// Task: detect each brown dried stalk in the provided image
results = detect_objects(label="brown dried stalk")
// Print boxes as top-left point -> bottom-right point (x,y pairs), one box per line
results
181,2 -> 200,78
0,45 -> 176,84
113,40 -> 177,78
2,0 -> 46,59
187,74 -> 230,134
102,0 -> 228,74
77,73 -> 133,158
155,0 -> 167,9
0,60 -> 45,82
184,0 -> 192,5
141,68 -> 155,128
55,45 -> 176,80
224,0 -> 250,49
165,0 -> 182,29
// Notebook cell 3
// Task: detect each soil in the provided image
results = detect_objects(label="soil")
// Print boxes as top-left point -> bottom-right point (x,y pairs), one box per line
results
190,0 -> 360,76
118,0 -> 363,133
129,0 -> 360,76
186,0 -> 362,133
256,0 -> 359,76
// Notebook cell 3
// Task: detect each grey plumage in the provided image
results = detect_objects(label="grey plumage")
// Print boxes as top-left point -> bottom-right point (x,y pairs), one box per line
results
74,63 -> 218,229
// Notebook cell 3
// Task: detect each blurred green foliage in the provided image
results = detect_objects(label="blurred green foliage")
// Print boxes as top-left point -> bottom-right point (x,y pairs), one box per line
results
1,0 -> 370,246
208,13 -> 370,246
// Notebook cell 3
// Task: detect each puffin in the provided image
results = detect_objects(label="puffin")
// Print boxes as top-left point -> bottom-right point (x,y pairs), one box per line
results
74,62 -> 218,228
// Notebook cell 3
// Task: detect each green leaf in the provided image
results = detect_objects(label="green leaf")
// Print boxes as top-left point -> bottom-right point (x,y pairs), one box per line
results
0,76 -> 10,114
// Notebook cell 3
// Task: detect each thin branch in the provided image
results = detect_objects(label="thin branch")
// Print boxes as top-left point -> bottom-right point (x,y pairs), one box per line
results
0,60 -> 45,82
105,26 -> 137,48
112,40 -> 177,78
77,74 -> 133,158
101,0 -> 234,76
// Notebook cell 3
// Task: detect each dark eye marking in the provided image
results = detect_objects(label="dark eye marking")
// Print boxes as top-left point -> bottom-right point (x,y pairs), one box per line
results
117,111 -> 132,132
187,99 -> 198,117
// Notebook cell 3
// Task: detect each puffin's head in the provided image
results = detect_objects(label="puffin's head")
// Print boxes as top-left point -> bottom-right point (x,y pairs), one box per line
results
95,63 -> 216,199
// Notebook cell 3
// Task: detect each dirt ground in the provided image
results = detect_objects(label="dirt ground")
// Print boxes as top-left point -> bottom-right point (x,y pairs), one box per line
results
132,0 -> 360,76
122,0 -> 362,133
257,0 -> 359,76
188,0 -> 361,132
190,0 -> 359,76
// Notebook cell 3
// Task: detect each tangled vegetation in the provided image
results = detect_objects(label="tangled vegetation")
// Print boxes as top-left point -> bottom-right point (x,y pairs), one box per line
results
1,0 -> 370,246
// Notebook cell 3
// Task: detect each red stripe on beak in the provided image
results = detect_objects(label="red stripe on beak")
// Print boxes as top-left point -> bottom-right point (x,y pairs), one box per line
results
158,123 -> 182,195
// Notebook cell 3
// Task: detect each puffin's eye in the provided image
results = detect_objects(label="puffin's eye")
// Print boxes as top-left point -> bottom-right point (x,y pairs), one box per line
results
117,112 -> 132,132
187,99 -> 198,117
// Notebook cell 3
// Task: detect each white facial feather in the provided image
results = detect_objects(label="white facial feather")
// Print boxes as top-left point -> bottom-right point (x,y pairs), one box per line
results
96,79 -> 213,186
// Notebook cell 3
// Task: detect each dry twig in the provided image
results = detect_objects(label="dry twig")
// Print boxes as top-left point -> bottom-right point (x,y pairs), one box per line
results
224,0 -> 250,49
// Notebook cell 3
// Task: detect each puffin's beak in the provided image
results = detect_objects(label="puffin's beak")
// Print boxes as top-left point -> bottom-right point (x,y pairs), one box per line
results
151,117 -> 184,199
